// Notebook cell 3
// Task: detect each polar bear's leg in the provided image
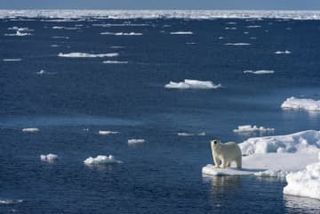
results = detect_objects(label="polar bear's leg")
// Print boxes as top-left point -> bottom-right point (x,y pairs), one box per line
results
213,156 -> 221,168
236,156 -> 242,169
220,158 -> 226,168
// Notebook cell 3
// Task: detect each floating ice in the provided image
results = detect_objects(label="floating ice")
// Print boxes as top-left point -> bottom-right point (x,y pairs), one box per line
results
100,32 -> 143,36
98,130 -> 119,135
281,97 -> 320,111
233,125 -> 274,133
102,60 -> 128,64
0,199 -> 23,205
225,27 -> 237,30
2,58 -> 22,62
22,128 -> 39,132
243,70 -> 274,74
170,31 -> 193,35
2,10 -> 320,20
246,25 -> 261,28
93,23 -> 148,27
52,26 -> 79,30
203,130 -> 320,177
283,153 -> 320,200
128,139 -> 145,144
52,36 -> 69,39
40,154 -> 58,163
224,43 -> 251,46
177,132 -> 206,136
8,26 -> 33,31
5,30 -> 32,36
58,52 -> 119,58
84,155 -> 122,165
165,79 -> 222,89
275,50 -> 291,55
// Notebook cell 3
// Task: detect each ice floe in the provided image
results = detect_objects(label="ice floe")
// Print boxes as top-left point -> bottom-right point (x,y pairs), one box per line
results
52,26 -> 79,30
233,125 -> 274,133
40,154 -> 58,163
225,27 -> 237,30
170,31 -> 193,35
246,25 -> 261,28
2,58 -> 22,62
98,130 -> 119,135
22,128 -> 39,132
5,30 -> 32,36
243,70 -> 274,74
203,130 -> 320,177
100,32 -> 143,36
2,10 -> 320,20
58,52 -> 119,58
283,153 -> 320,200
102,60 -> 128,64
275,50 -> 291,55
0,199 -> 23,205
84,155 -> 122,165
165,79 -> 222,90
128,139 -> 145,144
281,97 -> 320,112
224,43 -> 251,46
177,132 -> 206,137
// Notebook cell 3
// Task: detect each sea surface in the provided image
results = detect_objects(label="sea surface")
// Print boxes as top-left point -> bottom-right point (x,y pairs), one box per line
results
1,14 -> 320,213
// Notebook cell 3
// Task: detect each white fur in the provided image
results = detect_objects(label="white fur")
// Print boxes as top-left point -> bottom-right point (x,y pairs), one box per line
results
211,140 -> 242,169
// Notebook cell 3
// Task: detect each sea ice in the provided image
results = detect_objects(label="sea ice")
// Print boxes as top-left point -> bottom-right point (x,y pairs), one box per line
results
102,60 -> 128,64
281,97 -> 320,111
169,31 -> 193,35
165,79 -> 222,89
58,52 -> 119,58
2,58 -> 22,62
98,130 -> 119,135
283,153 -> 320,200
177,132 -> 206,136
84,155 -> 122,165
224,43 -> 251,46
243,70 -> 274,74
275,50 -> 291,55
5,30 -> 32,36
22,128 -> 39,132
128,139 -> 145,144
203,130 -> 320,177
233,125 -> 274,133
100,32 -> 143,36
0,199 -> 23,205
40,154 -> 58,163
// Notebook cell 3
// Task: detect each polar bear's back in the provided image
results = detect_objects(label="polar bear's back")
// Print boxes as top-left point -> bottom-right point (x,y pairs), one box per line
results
221,141 -> 241,154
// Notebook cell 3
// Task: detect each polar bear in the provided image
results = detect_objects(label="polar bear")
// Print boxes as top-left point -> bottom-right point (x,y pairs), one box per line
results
211,139 -> 242,169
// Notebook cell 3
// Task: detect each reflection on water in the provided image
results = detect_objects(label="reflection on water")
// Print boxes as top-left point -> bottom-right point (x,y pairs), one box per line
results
284,195 -> 320,213
203,175 -> 241,192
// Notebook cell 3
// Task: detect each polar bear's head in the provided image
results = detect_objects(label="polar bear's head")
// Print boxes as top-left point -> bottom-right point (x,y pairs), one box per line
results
211,139 -> 222,149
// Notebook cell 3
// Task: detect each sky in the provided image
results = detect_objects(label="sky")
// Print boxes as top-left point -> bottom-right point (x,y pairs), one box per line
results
0,0 -> 320,10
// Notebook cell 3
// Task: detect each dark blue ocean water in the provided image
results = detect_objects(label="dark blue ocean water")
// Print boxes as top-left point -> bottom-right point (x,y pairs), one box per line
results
1,16 -> 320,213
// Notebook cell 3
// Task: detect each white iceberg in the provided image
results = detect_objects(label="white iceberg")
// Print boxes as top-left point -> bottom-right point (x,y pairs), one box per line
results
100,32 -> 143,36
58,52 -> 119,58
165,79 -> 222,89
275,50 -> 291,55
98,130 -> 119,135
2,58 -> 22,62
243,70 -> 274,74
177,132 -> 206,136
283,153 -> 320,200
170,31 -> 193,35
102,60 -> 128,64
224,43 -> 251,46
281,97 -> 320,111
84,155 -> 122,165
128,139 -> 145,144
233,125 -> 274,133
22,128 -> 39,132
203,130 -> 320,177
40,154 -> 58,163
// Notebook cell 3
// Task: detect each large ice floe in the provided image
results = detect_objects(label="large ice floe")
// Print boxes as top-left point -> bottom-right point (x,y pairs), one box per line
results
58,52 -> 118,58
165,79 -> 222,89
243,70 -> 274,74
283,153 -> 320,200
40,154 -> 58,163
233,125 -> 274,133
281,97 -> 320,112
202,130 -> 320,177
84,155 -> 122,165
2,10 -> 320,20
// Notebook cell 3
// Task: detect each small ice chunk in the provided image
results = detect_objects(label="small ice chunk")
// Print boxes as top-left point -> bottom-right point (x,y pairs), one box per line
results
100,32 -> 143,36
2,58 -> 22,62
224,43 -> 251,46
98,130 -> 119,135
0,199 -> 23,204
165,79 -> 222,89
22,128 -> 39,132
177,132 -> 206,136
170,31 -> 193,35
281,97 -> 320,111
84,155 -> 122,165
40,154 -> 58,163
102,60 -> 128,64
128,139 -> 145,144
275,50 -> 291,55
233,125 -> 274,133
58,52 -> 119,58
243,70 -> 274,74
